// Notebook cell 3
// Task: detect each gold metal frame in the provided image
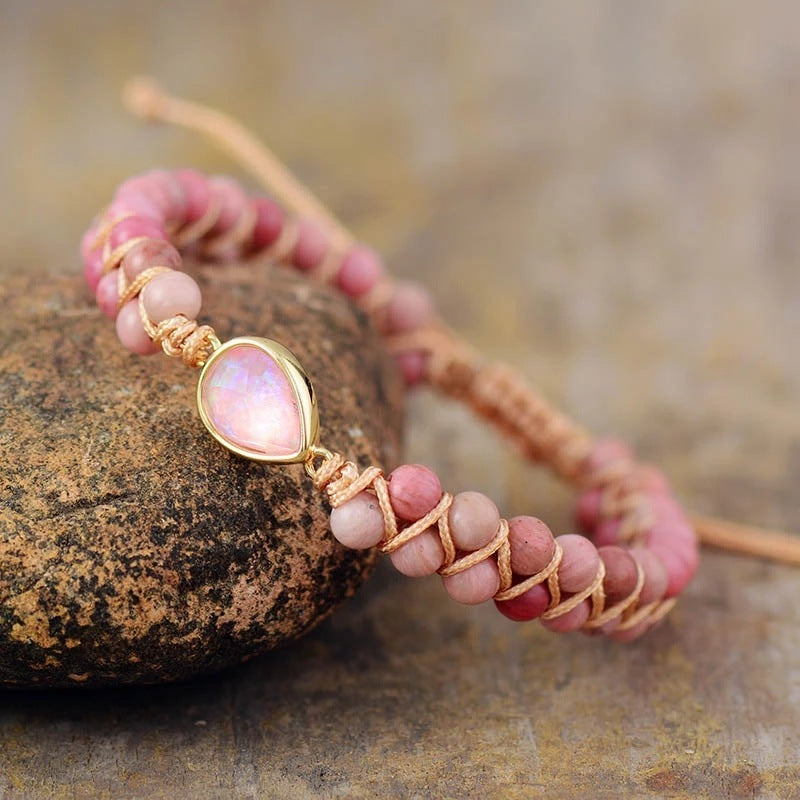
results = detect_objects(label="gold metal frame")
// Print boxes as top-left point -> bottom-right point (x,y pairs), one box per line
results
196,336 -> 320,464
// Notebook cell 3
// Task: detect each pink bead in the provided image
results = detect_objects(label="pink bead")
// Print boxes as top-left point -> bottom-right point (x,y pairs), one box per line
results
388,464 -> 442,521
95,271 -> 119,318
142,271 -> 202,323
448,491 -> 500,551
105,195 -> 163,223
576,488 -> 603,532
395,351 -> 427,386
583,438 -> 633,476
385,282 -> 434,334
121,239 -> 182,282
593,517 -> 621,547
109,217 -> 166,251
647,542 -> 698,598
389,529 -> 444,577
507,516 -> 555,575
208,176 -> 248,235
337,245 -> 382,297
610,619 -> 651,642
329,492 -> 385,549
646,517 -> 698,549
541,600 -> 591,633
115,301 -> 159,355
291,219 -> 329,270
494,584 -> 550,621
251,197 -> 284,249
175,169 -> 213,222
630,464 -> 670,494
598,546 -> 639,606
84,248 -> 104,292
80,224 -> 99,262
555,534 -> 600,593
442,559 -> 500,605
115,174 -> 173,215
629,546 -> 668,605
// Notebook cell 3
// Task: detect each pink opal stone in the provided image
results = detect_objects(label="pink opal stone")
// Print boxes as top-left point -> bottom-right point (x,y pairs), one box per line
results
200,344 -> 302,459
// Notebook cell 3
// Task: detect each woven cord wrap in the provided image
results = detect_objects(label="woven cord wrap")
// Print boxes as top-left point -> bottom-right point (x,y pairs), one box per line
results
309,450 -> 670,629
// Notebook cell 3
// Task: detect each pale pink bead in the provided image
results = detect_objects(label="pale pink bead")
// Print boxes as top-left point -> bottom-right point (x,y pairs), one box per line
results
395,351 -> 427,386
389,529 -> 444,577
442,559 -> 500,605
541,600 -> 591,633
105,195 -> 162,223
121,240 -> 182,282
84,248 -> 104,292
291,219 -> 328,270
629,546 -> 668,605
109,217 -> 166,251
647,542 -> 698,598
251,197 -> 284,249
583,438 -> 633,477
208,176 -> 248,235
175,169 -> 213,222
507,516 -> 555,575
142,271 -> 202,323
576,488 -> 603,531
388,464 -> 442,521
329,492 -> 385,549
115,174 -> 174,214
385,282 -> 434,334
337,245 -> 382,297
555,534 -> 600,593
116,301 -> 159,355
598,546 -> 639,606
448,491 -> 500,551
593,517 -> 621,547
95,271 -> 120,318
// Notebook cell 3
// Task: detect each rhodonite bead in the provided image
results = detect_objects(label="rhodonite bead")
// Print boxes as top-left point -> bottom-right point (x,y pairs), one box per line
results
554,534 -> 600,593
629,546 -> 668,605
121,239 -> 182,282
442,559 -> 500,605
337,245 -> 382,297
494,583 -> 550,621
387,464 -> 442,521
385,281 -> 434,334
251,197 -> 284,249
95,271 -> 120,318
109,217 -> 166,251
394,351 -> 427,386
507,516 -> 556,575
116,300 -> 159,355
175,168 -> 213,222
448,491 -> 500,551
84,248 -> 104,292
208,176 -> 249,235
576,488 -> 603,531
142,271 -> 202,323
583,437 -> 633,476
105,194 -> 163,223
541,600 -> 591,633
647,540 -> 698,598
389,528 -> 445,577
291,219 -> 328,270
593,517 -> 621,547
596,546 -> 639,631
329,492 -> 385,549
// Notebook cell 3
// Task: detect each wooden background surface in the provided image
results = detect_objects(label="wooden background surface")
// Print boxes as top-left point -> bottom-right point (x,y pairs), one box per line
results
1,1 -> 799,798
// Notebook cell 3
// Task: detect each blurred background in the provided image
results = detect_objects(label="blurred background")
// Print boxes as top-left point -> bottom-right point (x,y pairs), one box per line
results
1,1 -> 799,798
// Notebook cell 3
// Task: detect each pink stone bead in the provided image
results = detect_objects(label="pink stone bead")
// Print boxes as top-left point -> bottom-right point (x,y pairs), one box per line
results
142,271 -> 202,323
576,488 -> 603,532
115,301 -> 159,355
647,541 -> 698,598
291,219 -> 329,270
598,546 -> 639,606
387,464 -> 442,521
175,169 -> 213,222
395,351 -> 427,386
593,517 -> 621,547
442,559 -> 500,605
541,600 -> 591,633
80,224 -> 99,262
448,491 -> 500,551
629,546 -> 668,605
329,492 -> 385,549
109,217 -> 166,251
251,197 -> 284,249
208,176 -> 248,235
507,516 -> 555,575
115,173 -> 174,214
610,619 -> 651,642
494,583 -> 550,621
84,248 -> 104,292
337,245 -> 382,297
646,516 -> 698,549
95,271 -> 119,318
630,464 -> 670,494
121,239 -> 182,282
389,529 -> 444,577
583,437 -> 633,477
105,195 -> 163,223
385,282 -> 434,334
555,534 -> 600,593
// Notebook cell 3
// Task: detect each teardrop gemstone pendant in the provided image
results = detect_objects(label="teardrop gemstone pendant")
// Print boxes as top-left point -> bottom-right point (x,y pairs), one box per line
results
196,337 -> 319,464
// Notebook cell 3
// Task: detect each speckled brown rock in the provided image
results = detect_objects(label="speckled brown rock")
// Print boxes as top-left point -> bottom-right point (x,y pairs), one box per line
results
0,262 -> 404,688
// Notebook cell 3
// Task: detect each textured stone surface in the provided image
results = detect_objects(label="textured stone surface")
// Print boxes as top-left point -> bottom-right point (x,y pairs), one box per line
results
1,1 -> 800,798
0,264 -> 403,687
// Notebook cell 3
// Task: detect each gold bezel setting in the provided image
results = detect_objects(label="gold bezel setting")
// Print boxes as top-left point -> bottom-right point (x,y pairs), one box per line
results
196,336 -> 320,464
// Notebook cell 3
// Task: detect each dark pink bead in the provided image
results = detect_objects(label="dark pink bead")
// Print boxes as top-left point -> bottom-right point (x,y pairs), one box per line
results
208,176 -> 248,235
507,516 -> 555,576
291,219 -> 329,270
251,197 -> 284,249
109,218 -> 166,251
593,517 -> 621,547
648,541 -> 698,598
576,488 -> 603,531
95,271 -> 119,318
598,546 -> 639,605
541,600 -> 591,633
84,248 -> 104,292
629,546 -> 668,605
387,464 -> 442,522
395,351 -> 427,386
121,239 -> 182,282
175,169 -> 213,222
337,245 -> 382,297
495,584 -> 549,622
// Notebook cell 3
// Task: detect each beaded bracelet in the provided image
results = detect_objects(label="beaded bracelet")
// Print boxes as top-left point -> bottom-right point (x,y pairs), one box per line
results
81,141 -> 700,641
